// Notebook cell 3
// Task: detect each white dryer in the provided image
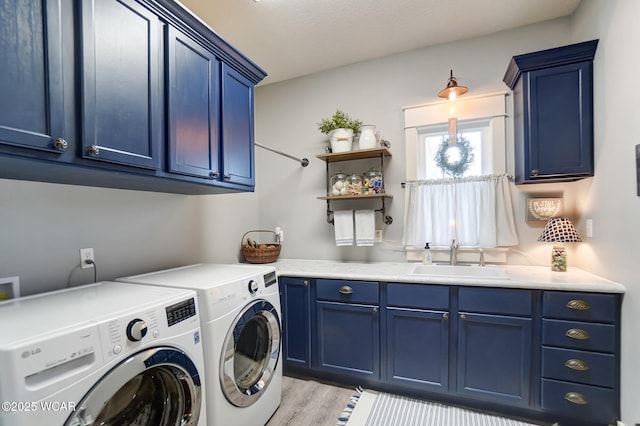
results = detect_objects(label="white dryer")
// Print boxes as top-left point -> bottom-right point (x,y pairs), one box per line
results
0,282 -> 207,426
119,263 -> 282,426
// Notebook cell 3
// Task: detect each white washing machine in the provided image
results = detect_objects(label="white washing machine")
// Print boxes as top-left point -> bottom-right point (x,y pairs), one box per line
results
119,263 -> 282,426
0,282 -> 207,426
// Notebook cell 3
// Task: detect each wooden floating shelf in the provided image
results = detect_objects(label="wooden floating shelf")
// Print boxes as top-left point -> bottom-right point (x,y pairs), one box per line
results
315,147 -> 391,163
317,194 -> 393,201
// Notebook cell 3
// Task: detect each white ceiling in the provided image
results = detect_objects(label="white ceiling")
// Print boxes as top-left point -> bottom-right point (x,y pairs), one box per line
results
179,0 -> 581,85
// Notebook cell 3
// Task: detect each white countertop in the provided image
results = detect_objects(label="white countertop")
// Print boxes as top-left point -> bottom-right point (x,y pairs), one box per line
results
274,259 -> 626,293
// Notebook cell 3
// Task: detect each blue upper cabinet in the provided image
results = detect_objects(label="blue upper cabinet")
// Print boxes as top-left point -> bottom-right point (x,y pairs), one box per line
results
167,25 -> 221,180
222,65 -> 255,187
0,0 -> 66,155
79,0 -> 161,169
0,0 -> 266,194
504,40 -> 598,184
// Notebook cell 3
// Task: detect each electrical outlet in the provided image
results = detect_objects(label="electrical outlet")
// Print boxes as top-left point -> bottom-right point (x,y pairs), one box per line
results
374,229 -> 383,242
80,248 -> 95,269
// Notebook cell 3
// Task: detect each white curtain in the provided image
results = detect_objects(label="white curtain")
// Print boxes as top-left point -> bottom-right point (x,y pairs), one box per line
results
402,174 -> 518,248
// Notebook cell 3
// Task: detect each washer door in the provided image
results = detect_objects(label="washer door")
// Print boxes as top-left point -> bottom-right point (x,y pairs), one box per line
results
220,299 -> 281,407
65,347 -> 202,426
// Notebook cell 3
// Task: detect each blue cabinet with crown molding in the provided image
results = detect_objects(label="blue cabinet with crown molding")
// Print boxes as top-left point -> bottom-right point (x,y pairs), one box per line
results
0,0 -> 265,194
504,40 -> 598,184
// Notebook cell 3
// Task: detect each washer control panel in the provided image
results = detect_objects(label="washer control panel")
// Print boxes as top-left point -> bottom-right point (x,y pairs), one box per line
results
166,297 -> 196,327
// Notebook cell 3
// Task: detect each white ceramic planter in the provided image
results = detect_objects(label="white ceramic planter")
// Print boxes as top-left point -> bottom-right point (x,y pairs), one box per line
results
329,128 -> 354,153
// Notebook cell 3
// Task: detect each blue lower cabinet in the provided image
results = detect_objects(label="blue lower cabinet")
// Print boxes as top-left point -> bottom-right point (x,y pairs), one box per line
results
316,300 -> 380,380
385,308 -> 449,392
456,312 -> 532,406
279,277 -> 312,369
277,278 -> 621,425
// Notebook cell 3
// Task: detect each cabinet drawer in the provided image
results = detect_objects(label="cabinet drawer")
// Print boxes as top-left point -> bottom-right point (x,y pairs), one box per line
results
543,292 -> 616,323
458,287 -> 531,315
316,280 -> 378,304
542,319 -> 615,353
541,378 -> 617,425
542,347 -> 615,388
387,283 -> 448,310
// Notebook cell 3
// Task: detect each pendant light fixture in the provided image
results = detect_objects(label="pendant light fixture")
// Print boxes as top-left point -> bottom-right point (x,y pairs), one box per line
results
438,69 -> 468,101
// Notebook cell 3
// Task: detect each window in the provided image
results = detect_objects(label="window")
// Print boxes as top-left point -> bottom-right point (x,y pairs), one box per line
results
402,93 -> 518,254
418,119 -> 490,180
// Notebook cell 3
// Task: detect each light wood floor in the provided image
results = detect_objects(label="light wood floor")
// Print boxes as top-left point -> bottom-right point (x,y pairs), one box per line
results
266,375 -> 356,426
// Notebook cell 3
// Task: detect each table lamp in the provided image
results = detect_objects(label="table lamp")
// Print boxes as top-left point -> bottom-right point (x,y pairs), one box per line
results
537,217 -> 582,272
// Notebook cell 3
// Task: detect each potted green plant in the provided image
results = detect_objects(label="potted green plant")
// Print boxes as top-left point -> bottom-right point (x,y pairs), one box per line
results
318,109 -> 363,153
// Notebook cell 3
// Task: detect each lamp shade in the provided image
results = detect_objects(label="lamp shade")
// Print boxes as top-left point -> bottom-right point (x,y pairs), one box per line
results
537,217 -> 582,243
438,69 -> 468,100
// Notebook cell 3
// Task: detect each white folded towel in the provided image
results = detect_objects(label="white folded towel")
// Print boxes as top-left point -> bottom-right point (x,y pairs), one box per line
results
334,210 -> 354,246
355,209 -> 375,246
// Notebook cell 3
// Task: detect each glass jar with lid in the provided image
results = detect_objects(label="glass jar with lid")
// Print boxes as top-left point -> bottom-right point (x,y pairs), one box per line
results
329,170 -> 348,196
362,168 -> 383,194
346,172 -> 363,196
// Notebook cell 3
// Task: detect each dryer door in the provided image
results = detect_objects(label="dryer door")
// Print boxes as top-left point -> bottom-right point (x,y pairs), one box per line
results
65,347 -> 202,426
220,299 -> 281,407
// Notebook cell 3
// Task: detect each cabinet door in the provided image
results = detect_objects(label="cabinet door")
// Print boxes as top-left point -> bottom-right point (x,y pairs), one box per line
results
317,301 -> 379,380
221,65 -> 255,187
386,308 -> 449,392
279,277 -> 312,369
526,62 -> 593,180
166,26 -> 221,180
0,0 -> 65,154
457,313 -> 532,406
79,0 -> 161,169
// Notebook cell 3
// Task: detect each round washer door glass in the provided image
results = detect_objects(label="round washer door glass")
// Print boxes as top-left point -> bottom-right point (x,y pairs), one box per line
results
221,299 -> 281,407
65,347 -> 202,426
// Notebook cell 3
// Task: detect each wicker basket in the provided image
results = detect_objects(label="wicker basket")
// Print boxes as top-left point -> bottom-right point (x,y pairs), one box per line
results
241,230 -> 281,264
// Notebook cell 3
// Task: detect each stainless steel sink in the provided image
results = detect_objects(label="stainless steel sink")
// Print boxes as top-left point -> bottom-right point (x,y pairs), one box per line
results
409,264 -> 510,280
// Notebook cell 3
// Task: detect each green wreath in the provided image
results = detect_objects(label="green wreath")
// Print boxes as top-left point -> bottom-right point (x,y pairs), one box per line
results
435,136 -> 474,178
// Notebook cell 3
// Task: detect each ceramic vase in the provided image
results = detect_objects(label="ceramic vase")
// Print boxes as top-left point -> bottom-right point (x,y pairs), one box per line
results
329,128 -> 354,153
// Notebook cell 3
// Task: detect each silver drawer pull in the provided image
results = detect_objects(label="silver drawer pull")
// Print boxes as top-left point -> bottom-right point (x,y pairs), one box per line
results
564,392 -> 589,405
567,299 -> 591,311
338,285 -> 353,295
565,359 -> 590,371
565,328 -> 590,340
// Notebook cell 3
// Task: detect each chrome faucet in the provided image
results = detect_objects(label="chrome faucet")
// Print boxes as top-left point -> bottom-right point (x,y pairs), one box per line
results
449,239 -> 459,265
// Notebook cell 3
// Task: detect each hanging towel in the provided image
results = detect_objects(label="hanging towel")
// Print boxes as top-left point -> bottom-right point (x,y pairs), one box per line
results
355,210 -> 375,247
334,210 -> 354,246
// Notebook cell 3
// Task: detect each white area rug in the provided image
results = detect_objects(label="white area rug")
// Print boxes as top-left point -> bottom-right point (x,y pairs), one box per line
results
345,390 -> 539,426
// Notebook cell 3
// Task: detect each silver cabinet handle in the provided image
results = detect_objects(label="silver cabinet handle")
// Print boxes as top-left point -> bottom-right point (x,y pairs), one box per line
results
224,174 -> 231,180
460,314 -> 466,320
531,169 -> 539,176
209,171 -> 220,179
564,392 -> 589,405
303,280 -> 309,287
566,299 -> 591,311
442,313 -> 449,320
372,307 -> 378,313
566,328 -> 590,340
88,145 -> 100,156
565,359 -> 590,371
53,137 -> 68,151
338,285 -> 353,295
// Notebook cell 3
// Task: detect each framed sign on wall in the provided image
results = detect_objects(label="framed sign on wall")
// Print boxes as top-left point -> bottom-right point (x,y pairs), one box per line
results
526,197 -> 563,222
